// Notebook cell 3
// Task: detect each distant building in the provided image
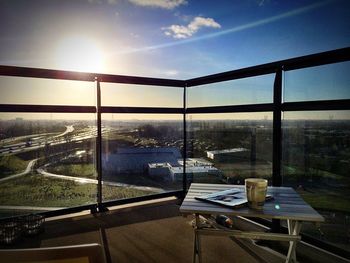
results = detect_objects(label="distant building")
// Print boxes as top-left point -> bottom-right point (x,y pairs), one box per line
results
148,162 -> 172,177
206,148 -> 250,161
103,147 -> 221,181
102,147 -> 181,174
148,158 -> 221,181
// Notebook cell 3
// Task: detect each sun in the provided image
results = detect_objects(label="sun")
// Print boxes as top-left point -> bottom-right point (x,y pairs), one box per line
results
55,36 -> 105,73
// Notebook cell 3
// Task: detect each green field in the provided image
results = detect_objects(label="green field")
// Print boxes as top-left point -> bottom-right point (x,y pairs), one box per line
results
46,164 -> 96,179
216,161 -> 272,180
298,188 -> 350,213
0,155 -> 30,178
0,173 -> 155,207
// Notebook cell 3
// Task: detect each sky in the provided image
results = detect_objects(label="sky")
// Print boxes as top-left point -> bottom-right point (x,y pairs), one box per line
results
0,0 -> 349,119
1,0 -> 349,78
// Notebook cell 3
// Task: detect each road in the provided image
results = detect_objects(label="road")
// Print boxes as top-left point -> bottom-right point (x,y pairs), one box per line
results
53,125 -> 74,138
0,125 -> 76,155
37,168 -> 164,193
0,125 -> 111,156
0,159 -> 38,183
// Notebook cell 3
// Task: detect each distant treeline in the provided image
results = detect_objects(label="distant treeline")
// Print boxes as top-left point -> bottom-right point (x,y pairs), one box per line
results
0,121 -> 65,139
138,124 -> 182,139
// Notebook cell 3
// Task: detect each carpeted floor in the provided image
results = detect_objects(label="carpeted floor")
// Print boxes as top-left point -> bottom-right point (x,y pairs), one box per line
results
5,200 -> 259,263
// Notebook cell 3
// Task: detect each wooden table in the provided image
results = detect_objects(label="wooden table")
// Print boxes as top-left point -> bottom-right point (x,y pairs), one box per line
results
180,183 -> 324,263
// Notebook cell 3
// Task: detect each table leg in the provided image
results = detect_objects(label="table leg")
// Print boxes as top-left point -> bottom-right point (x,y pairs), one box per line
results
192,214 -> 202,263
193,229 -> 197,263
286,220 -> 302,263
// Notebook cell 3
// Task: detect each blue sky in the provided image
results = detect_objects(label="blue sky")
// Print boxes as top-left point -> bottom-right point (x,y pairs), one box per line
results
0,0 -> 349,78
0,0 -> 349,120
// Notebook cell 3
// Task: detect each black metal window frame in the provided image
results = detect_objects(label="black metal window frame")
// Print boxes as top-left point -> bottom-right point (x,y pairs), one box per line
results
184,47 -> 350,258
0,66 -> 187,214
185,47 -> 350,180
0,46 -> 349,257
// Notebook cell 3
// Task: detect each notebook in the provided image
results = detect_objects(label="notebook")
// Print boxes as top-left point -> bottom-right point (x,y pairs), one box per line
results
195,188 -> 272,208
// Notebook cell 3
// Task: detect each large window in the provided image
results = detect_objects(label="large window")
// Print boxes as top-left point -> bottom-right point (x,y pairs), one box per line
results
187,74 -> 274,107
101,83 -> 183,108
281,58 -> 350,254
101,114 -> 183,202
282,110 -> 350,252
283,61 -> 350,102
0,113 -> 96,219
0,48 -> 349,257
0,77 -> 95,106
187,112 -> 273,185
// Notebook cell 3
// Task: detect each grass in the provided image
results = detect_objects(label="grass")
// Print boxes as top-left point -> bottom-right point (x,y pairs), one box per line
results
0,173 -> 155,207
283,165 -> 346,181
102,185 -> 153,201
192,173 -> 224,184
0,155 -> 30,178
282,165 -> 350,213
216,161 -> 272,179
298,188 -> 350,213
46,164 -> 95,179
103,172 -> 179,190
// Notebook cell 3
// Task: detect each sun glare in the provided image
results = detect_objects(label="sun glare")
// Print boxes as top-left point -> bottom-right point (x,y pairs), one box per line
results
55,36 -> 105,73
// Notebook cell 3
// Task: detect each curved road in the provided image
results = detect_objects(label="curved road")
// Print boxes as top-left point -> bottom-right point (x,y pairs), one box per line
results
0,157 -> 165,193
37,168 -> 164,193
0,159 -> 38,183
53,125 -> 74,138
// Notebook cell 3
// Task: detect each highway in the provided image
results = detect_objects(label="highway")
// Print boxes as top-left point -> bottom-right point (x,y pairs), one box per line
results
0,125 -> 109,156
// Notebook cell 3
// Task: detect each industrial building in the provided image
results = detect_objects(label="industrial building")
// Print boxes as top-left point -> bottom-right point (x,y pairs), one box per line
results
102,147 -> 181,174
206,148 -> 250,161
148,158 -> 221,181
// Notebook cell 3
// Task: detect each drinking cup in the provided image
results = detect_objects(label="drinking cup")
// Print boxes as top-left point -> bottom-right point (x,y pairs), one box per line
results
245,178 -> 268,210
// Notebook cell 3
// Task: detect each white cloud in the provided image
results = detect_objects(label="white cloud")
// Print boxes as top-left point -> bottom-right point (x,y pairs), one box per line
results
163,69 -> 179,76
257,0 -> 271,7
88,0 -> 185,8
88,0 -> 116,4
163,16 -> 221,39
128,0 -> 187,9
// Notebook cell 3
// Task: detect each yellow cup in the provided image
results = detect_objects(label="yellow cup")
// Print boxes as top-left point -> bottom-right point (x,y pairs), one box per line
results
245,178 -> 268,210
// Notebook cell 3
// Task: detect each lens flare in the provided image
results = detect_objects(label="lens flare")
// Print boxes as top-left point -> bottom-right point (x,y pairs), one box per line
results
55,36 -> 105,73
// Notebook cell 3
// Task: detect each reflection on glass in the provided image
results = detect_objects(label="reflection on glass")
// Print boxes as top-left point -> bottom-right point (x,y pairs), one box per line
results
101,83 -> 183,107
187,74 -> 274,107
283,61 -> 350,102
187,113 -> 273,185
282,110 -> 350,252
0,113 -> 96,219
101,114 -> 183,202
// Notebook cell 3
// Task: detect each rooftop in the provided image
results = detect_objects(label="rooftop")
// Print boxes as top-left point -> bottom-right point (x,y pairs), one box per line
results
207,148 -> 249,155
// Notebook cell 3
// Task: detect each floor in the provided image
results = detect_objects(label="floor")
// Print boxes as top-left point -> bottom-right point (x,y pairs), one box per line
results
3,199 -> 260,263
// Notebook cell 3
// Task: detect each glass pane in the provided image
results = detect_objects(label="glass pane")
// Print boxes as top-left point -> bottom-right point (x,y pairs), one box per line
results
102,114 -> 183,202
187,74 -> 274,107
0,77 -> 95,105
187,112 -> 273,185
101,83 -> 183,107
282,110 -> 350,253
0,113 -> 96,219
283,61 -> 350,102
